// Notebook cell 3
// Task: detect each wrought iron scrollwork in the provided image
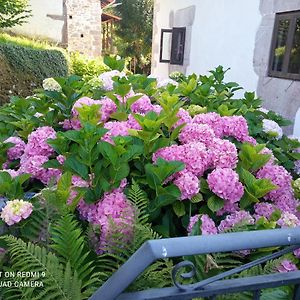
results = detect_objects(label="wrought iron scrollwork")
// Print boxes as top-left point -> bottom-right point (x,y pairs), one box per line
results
171,260 -> 196,290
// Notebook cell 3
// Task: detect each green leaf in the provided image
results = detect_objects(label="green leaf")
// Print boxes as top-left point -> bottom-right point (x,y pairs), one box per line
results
63,130 -> 82,143
127,94 -> 143,108
110,111 -> 128,121
191,193 -> 203,203
114,83 -> 131,97
172,201 -> 185,217
43,159 -> 61,169
149,185 -> 181,212
98,141 -> 118,165
207,195 -> 224,212
64,156 -> 89,180
104,55 -> 125,71
57,171 -> 72,204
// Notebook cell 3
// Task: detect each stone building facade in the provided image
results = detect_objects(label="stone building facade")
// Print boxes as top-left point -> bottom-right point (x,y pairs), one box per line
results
11,0 -> 111,57
66,0 -> 102,57
152,0 -> 300,135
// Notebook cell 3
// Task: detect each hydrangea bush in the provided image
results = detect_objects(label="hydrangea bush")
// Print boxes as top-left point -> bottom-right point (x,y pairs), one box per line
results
0,59 -> 299,299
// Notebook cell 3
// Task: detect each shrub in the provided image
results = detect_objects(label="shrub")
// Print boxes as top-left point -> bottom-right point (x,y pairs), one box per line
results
0,33 -> 69,104
0,62 -> 299,298
0,43 -> 68,81
69,52 -> 108,77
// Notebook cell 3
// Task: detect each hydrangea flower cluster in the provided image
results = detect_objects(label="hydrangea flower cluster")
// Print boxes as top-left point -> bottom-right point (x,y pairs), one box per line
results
42,78 -> 62,92
77,187 -> 135,254
218,211 -> 255,232
207,168 -> 244,204
187,214 -> 217,235
262,119 -> 283,139
277,260 -> 298,273
254,203 -> 275,220
277,212 -> 300,228
24,126 -> 56,157
257,164 -> 297,213
178,123 -> 215,146
1,199 -> 33,226
4,137 -> 26,161
193,113 -> 254,143
99,70 -> 126,91
2,126 -> 61,185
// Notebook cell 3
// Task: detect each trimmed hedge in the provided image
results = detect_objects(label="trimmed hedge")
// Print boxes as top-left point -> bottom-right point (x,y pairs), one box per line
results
0,43 -> 68,81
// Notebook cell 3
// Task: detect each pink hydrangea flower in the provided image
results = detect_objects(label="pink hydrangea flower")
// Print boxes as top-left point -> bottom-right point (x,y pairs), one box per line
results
181,142 -> 211,177
208,138 -> 238,169
72,97 -> 96,116
187,214 -> 218,235
254,203 -> 275,220
98,97 -> 118,122
102,121 -> 131,144
173,171 -> 200,200
127,114 -> 142,130
218,210 -> 254,232
153,142 -> 210,178
256,164 -> 297,213
277,260 -> 298,273
4,137 -> 26,160
174,108 -> 192,129
207,168 -> 244,203
277,212 -> 300,228
78,189 -> 135,254
222,116 -> 252,143
1,199 -> 33,226
24,126 -> 56,157
131,94 -> 154,114
19,155 -> 61,184
216,201 -> 239,216
193,112 -> 224,138
179,123 -> 215,146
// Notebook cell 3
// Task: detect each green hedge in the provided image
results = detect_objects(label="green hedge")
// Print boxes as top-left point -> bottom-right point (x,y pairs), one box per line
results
0,42 -> 68,81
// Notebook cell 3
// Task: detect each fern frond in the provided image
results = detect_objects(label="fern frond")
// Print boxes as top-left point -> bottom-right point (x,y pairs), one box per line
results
50,214 -> 94,283
127,180 -> 149,225
1,235 -> 83,300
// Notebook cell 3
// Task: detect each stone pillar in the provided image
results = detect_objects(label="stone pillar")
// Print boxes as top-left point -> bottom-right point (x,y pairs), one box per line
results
66,0 -> 102,57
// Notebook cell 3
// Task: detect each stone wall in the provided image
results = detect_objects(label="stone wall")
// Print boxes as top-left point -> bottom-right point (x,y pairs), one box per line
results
66,0 -> 102,57
254,0 -> 300,134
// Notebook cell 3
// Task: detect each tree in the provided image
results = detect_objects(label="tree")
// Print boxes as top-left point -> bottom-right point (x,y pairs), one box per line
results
114,0 -> 153,74
0,0 -> 31,28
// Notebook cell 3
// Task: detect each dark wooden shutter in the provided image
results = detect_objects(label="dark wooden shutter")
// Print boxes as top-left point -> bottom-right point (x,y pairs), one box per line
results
170,27 -> 186,65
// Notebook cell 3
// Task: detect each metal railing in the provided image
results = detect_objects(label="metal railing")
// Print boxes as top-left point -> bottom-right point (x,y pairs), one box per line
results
90,228 -> 300,300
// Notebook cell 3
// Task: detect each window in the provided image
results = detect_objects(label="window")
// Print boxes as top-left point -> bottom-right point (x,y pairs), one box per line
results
160,27 -> 186,65
269,11 -> 300,80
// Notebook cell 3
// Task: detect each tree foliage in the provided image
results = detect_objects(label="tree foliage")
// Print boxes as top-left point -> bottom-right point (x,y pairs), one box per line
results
114,0 -> 153,74
0,0 -> 31,28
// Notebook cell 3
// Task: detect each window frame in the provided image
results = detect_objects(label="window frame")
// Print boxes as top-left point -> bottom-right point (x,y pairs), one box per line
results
159,29 -> 173,63
159,27 -> 186,65
268,10 -> 300,81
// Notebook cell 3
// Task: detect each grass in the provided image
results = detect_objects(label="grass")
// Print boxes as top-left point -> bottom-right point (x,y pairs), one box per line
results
0,31 -> 61,51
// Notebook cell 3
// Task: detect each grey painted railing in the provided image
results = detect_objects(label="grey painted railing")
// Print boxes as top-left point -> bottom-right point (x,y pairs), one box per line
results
90,228 -> 300,300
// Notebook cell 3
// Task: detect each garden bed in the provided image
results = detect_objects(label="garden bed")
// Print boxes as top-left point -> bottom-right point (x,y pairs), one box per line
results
0,59 -> 299,299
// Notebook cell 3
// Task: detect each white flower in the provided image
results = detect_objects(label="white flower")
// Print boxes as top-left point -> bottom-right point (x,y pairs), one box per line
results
34,112 -> 43,118
98,70 -> 126,91
257,107 -> 269,114
262,119 -> 283,139
42,78 -> 62,92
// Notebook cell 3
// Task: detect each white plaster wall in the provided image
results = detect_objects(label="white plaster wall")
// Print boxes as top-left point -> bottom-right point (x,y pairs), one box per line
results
11,0 -> 64,42
152,0 -> 261,92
